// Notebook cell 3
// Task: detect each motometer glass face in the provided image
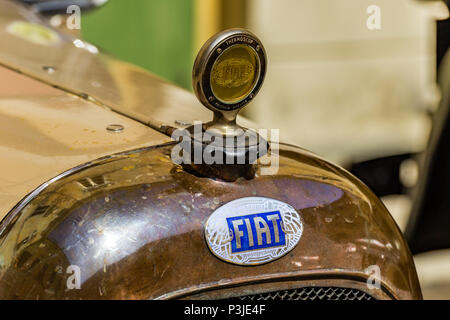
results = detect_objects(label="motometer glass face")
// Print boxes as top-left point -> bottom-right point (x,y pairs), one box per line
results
210,44 -> 260,104
193,29 -> 266,112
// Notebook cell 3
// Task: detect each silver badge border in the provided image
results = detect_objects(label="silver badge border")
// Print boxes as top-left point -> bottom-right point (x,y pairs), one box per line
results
204,197 -> 303,266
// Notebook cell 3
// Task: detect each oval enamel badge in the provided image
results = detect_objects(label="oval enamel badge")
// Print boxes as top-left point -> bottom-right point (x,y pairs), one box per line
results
205,197 -> 303,265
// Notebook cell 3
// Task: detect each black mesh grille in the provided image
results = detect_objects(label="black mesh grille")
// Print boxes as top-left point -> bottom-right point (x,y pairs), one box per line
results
235,287 -> 374,301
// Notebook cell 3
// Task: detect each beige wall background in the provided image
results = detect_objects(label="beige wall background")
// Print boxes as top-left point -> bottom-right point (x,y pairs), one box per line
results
245,0 -> 444,164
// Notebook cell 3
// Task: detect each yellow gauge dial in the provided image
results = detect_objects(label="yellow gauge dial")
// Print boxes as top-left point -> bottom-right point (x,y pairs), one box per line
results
210,44 -> 260,104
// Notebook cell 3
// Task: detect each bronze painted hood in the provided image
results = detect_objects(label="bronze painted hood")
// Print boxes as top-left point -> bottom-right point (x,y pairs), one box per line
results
0,143 -> 422,299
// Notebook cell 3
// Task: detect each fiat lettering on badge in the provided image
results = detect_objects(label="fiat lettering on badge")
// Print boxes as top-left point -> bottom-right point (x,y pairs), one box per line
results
226,211 -> 286,253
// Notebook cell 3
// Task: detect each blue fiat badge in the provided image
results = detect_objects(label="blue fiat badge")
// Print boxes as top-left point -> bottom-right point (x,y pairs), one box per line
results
205,197 -> 303,265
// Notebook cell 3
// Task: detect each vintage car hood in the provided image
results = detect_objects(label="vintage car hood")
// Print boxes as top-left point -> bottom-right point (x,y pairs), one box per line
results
0,0 -> 422,300
0,143 -> 421,299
